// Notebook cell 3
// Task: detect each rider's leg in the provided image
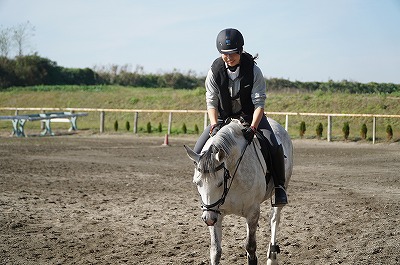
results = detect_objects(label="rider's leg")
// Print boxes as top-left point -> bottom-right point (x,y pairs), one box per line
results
258,116 -> 288,207
272,144 -> 287,207
194,124 -> 212,154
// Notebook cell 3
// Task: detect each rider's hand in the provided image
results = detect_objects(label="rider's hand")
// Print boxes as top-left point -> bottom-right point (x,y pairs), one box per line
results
209,123 -> 221,137
242,126 -> 256,144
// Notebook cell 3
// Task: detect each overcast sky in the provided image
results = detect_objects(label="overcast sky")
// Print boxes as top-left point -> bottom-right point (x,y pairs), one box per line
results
1,0 -> 399,83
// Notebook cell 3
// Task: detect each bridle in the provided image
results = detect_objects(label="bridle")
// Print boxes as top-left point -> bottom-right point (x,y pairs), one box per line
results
196,144 -> 248,214
197,162 -> 230,214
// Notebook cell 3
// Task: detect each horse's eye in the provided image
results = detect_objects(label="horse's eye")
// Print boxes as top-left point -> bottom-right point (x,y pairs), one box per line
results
195,180 -> 203,187
217,181 -> 223,188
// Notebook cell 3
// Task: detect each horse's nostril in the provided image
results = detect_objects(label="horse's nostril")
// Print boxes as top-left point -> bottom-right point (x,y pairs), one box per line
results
205,219 -> 217,226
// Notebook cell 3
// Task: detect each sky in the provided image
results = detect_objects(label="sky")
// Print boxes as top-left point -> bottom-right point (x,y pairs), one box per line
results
1,0 -> 399,84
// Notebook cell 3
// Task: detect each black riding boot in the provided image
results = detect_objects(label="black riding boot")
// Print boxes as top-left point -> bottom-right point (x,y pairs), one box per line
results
271,144 -> 288,207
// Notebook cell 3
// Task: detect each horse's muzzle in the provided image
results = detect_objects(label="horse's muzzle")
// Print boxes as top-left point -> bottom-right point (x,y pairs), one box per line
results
202,210 -> 218,226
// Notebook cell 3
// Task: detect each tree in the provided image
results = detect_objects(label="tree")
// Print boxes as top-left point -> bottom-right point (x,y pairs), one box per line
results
342,122 -> 350,140
299,121 -> 306,138
12,21 -> 35,56
0,57 -> 17,89
386,125 -> 393,141
0,26 -> 12,57
360,124 -> 368,140
316,123 -> 323,140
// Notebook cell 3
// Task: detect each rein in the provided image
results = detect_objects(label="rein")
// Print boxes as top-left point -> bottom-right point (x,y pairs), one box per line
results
199,143 -> 248,214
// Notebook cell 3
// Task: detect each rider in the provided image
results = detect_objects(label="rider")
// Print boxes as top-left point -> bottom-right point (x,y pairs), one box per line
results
193,28 -> 288,207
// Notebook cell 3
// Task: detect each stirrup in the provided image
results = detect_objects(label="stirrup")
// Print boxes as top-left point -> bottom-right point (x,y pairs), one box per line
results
272,186 -> 287,207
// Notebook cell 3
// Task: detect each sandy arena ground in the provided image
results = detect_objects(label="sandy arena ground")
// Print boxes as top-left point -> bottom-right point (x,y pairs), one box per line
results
0,135 -> 399,265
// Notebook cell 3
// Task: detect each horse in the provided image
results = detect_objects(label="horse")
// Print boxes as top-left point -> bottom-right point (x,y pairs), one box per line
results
184,118 -> 293,265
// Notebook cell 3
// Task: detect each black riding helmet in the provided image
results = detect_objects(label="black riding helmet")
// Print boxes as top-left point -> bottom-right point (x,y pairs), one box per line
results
216,28 -> 244,54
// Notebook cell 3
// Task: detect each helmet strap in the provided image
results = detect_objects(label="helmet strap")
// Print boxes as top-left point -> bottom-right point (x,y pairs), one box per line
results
228,65 -> 239,72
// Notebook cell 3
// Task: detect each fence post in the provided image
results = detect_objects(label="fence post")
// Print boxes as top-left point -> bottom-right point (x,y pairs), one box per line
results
168,112 -> 172,134
134,112 -> 138,134
285,114 -> 289,132
372,116 -> 376,144
100,111 -> 105,133
327,115 -> 332,142
204,112 -> 208,130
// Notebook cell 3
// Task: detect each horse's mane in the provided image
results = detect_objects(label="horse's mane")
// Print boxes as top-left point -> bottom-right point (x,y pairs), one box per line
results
199,121 -> 243,174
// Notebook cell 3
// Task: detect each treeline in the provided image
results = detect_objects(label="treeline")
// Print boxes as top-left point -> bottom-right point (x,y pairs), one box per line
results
93,64 -> 203,89
0,55 -> 98,88
1,55 -> 400,94
267,78 -> 400,94
0,55 -> 203,90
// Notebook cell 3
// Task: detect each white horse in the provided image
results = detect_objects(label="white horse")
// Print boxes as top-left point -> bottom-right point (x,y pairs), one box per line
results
185,118 -> 293,265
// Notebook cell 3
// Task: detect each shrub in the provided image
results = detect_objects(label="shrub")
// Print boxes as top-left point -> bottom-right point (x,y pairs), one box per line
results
182,123 -> 187,134
360,123 -> 367,139
386,124 -> 393,141
194,124 -> 199,134
299,121 -> 306,138
146,122 -> 152,133
316,122 -> 323,139
125,121 -> 130,132
342,122 -> 350,140
158,122 -> 162,133
129,97 -> 139,105
114,120 -> 118,131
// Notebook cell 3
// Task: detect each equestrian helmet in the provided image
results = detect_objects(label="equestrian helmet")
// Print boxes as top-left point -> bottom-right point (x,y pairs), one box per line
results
216,28 -> 244,54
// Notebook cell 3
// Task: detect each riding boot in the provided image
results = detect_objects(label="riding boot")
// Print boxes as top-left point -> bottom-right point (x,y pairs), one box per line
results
271,144 -> 288,207
247,255 -> 258,265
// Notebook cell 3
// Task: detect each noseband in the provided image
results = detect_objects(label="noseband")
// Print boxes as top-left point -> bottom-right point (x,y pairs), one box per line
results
196,144 -> 248,214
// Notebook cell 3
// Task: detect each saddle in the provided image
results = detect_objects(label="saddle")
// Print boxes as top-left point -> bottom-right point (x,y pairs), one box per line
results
222,117 -> 274,183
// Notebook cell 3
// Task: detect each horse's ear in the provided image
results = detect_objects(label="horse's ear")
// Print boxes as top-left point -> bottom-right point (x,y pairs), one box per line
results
184,145 -> 200,163
215,149 -> 226,162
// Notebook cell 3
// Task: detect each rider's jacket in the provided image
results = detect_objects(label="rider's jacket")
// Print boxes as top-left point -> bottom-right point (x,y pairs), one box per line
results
206,52 -> 266,121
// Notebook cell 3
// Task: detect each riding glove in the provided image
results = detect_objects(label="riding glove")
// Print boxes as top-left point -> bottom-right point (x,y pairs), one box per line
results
242,126 -> 257,144
209,123 -> 222,137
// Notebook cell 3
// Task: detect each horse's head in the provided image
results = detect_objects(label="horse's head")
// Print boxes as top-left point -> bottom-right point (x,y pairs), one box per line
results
184,121 -> 246,226
185,144 -> 228,226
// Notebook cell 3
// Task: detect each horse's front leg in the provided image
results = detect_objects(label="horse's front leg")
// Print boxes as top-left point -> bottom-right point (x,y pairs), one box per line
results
267,206 -> 282,265
208,216 -> 223,265
245,207 -> 260,265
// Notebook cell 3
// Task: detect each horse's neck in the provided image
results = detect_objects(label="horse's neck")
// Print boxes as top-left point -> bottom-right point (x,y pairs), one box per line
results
225,144 -> 244,171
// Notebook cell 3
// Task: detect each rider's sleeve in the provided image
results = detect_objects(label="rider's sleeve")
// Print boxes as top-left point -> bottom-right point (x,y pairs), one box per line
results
251,65 -> 267,109
205,69 -> 220,110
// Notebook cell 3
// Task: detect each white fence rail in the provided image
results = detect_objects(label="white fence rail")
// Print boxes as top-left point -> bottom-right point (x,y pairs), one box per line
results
1,107 -> 399,144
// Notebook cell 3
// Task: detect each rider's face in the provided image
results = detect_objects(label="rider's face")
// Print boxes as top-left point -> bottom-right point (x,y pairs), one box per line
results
221,53 -> 240,67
